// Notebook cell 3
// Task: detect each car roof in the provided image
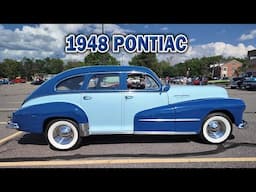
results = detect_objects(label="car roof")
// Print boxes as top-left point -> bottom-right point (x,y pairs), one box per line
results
23,65 -> 160,103
58,65 -> 155,77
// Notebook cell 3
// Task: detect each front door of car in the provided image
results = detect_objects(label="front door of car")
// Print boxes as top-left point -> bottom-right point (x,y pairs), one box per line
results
123,73 -> 173,132
80,73 -> 123,134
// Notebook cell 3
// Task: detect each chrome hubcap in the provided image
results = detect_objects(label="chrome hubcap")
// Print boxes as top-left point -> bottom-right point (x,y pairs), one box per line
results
207,120 -> 226,139
53,125 -> 74,145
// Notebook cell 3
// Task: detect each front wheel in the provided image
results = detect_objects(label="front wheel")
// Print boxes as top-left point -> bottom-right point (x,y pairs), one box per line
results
200,113 -> 232,144
46,119 -> 81,151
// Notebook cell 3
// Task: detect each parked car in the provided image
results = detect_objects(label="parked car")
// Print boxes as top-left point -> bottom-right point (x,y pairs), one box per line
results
7,66 -> 247,150
233,71 -> 256,90
0,78 -> 9,84
230,77 -> 244,89
31,78 -> 45,85
10,77 -> 26,84
241,77 -> 256,90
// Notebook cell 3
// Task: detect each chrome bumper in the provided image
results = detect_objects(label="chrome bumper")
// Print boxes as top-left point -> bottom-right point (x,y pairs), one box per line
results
238,120 -> 248,129
6,121 -> 20,129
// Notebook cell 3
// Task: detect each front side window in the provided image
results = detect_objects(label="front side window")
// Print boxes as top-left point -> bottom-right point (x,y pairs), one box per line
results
127,73 -> 159,90
87,74 -> 120,90
56,76 -> 84,91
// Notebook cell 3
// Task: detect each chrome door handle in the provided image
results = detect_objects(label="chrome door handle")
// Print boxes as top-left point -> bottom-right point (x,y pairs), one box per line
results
125,95 -> 133,99
83,96 -> 92,100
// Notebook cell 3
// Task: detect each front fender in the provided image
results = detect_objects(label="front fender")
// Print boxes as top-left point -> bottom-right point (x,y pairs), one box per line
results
134,98 -> 246,133
12,102 -> 88,133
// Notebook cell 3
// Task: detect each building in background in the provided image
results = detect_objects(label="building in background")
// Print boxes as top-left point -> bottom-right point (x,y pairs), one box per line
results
248,50 -> 256,72
220,60 -> 242,78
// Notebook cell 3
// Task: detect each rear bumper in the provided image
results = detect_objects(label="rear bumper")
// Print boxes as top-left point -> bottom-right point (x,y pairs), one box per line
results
238,120 -> 248,129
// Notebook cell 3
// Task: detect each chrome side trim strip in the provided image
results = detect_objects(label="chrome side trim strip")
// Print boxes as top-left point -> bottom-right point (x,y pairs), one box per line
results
134,131 -> 197,135
89,131 -> 133,135
79,123 -> 89,136
139,118 -> 200,122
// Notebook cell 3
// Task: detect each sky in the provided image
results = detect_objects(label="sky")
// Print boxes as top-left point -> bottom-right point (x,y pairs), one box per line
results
0,24 -> 255,65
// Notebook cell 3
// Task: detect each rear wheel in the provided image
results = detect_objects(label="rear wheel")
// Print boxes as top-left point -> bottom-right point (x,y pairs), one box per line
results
46,119 -> 81,151
200,113 -> 232,144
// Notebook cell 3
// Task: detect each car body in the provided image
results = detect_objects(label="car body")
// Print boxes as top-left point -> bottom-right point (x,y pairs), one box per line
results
7,66 -> 247,150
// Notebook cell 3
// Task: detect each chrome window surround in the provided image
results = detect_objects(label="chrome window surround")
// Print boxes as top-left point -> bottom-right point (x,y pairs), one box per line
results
54,70 -> 162,93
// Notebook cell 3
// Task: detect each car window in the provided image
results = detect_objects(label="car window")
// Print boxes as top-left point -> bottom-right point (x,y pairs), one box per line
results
127,73 -> 159,90
56,76 -> 84,91
87,74 -> 120,90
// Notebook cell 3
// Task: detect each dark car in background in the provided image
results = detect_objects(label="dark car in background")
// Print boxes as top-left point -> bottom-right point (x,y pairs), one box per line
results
230,77 -> 244,89
242,77 -> 256,90
230,71 -> 256,90
31,78 -> 45,85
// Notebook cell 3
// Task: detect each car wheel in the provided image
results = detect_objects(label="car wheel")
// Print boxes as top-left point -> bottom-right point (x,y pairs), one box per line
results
200,113 -> 232,144
46,119 -> 81,151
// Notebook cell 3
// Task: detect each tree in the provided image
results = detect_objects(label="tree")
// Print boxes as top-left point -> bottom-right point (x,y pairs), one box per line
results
64,61 -> 84,70
0,59 -> 22,79
129,53 -> 160,75
84,52 -> 120,66
22,57 -> 35,80
158,60 -> 173,77
44,58 -> 64,74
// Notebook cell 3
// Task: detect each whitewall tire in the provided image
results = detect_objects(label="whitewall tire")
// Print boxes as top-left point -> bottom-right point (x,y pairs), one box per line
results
201,113 -> 232,144
46,119 -> 81,150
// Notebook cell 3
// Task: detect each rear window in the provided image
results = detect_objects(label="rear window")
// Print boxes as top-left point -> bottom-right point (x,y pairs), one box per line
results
56,76 -> 84,91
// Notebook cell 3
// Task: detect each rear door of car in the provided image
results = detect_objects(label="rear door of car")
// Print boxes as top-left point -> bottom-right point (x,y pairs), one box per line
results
80,73 -> 123,134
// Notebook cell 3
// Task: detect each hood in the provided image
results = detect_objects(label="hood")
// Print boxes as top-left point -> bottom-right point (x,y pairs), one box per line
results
167,85 -> 228,104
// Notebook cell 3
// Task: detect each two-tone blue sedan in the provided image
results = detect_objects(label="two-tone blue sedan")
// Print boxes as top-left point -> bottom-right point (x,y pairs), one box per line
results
7,66 -> 247,150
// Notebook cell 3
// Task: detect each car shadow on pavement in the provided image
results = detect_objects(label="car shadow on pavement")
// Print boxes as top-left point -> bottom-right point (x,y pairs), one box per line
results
17,133 -> 235,146
18,133 -> 48,145
18,133 -> 193,146
2,141 -> 256,162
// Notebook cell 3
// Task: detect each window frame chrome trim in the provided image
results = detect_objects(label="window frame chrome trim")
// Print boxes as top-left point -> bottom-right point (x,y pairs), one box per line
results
54,70 -> 162,93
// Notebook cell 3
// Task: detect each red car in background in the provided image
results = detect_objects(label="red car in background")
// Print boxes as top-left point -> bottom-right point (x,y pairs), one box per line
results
10,77 -> 26,84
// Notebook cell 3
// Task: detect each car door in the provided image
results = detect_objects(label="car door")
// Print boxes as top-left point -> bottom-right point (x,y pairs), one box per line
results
123,73 -> 172,132
80,73 -> 123,134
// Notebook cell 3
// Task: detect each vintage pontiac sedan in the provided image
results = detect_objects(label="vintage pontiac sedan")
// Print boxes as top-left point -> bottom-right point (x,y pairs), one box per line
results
7,66 -> 247,150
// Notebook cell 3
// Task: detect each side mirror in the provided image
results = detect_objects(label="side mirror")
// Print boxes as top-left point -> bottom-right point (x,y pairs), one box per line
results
162,84 -> 170,92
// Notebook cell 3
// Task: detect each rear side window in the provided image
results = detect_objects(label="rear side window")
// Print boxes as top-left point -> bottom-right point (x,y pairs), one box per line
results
56,76 -> 84,91
87,74 -> 120,90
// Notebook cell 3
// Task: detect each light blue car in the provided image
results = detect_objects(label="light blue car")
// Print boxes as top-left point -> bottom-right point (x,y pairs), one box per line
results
7,65 -> 247,150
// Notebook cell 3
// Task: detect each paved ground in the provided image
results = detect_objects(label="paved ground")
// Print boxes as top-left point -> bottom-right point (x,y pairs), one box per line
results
0,83 -> 255,168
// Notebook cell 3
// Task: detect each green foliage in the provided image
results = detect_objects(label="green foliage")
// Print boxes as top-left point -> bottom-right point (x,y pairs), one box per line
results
0,59 -> 22,79
173,55 -> 226,77
64,61 -> 85,70
0,53 -> 249,81
129,53 -> 162,75
84,52 -> 120,66
43,58 -> 64,74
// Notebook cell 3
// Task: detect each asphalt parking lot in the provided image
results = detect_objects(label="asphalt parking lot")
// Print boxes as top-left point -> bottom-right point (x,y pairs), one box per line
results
0,83 -> 256,168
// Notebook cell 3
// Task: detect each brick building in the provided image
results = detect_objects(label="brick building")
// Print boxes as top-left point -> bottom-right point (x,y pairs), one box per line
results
220,59 -> 242,78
